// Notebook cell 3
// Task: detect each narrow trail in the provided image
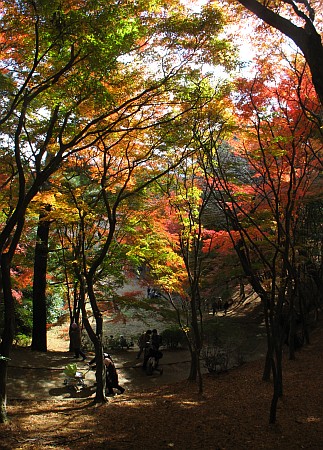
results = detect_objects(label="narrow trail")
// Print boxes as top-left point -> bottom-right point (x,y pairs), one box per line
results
7,296 -> 267,401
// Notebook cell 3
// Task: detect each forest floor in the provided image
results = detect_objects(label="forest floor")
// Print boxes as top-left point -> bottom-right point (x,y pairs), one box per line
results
1,304 -> 323,449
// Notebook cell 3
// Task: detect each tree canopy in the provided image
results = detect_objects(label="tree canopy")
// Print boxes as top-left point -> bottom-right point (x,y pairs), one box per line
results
0,0 -> 322,426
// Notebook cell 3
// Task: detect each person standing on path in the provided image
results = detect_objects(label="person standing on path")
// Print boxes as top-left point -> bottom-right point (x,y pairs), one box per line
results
137,330 -> 152,359
143,329 -> 163,374
69,322 -> 86,361
151,329 -> 162,351
104,353 -> 125,396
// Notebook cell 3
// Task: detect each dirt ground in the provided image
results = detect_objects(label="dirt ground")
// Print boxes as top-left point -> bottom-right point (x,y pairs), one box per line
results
1,313 -> 323,449
6,345 -> 195,400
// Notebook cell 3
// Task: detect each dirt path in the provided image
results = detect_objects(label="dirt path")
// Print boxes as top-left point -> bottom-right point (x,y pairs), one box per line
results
7,298 -> 267,401
7,344 -> 193,401
4,296 -> 323,450
4,326 -> 323,450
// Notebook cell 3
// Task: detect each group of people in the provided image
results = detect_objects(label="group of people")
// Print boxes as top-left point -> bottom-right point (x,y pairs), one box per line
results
211,298 -> 230,316
69,322 -> 164,396
69,321 -> 125,396
147,287 -> 161,299
137,329 -> 163,372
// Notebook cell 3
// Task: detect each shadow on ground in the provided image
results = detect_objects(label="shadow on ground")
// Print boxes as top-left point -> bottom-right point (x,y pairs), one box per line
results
7,305 -> 268,402
7,347 -> 193,401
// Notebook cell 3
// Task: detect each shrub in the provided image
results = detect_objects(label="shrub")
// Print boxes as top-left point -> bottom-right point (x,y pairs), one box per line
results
13,333 -> 31,347
203,321 -> 222,346
160,327 -> 187,349
15,297 -> 33,337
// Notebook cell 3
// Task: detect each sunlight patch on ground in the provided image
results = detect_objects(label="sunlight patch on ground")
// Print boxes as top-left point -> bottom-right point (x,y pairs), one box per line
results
296,416 -> 321,424
113,398 -> 157,408
178,400 -> 200,407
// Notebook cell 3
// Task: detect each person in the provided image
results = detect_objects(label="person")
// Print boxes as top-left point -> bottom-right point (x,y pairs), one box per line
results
143,345 -> 163,375
143,329 -> 163,374
151,329 -> 162,351
136,330 -> 151,359
69,322 -> 86,361
119,335 -> 128,349
104,353 -> 125,396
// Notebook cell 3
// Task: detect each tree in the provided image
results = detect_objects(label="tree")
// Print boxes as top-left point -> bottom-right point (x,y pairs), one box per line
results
125,162 -> 216,394
126,80 -> 236,393
68,136 -> 188,397
0,0 -> 157,419
198,63 -> 322,422
233,0 -> 323,107
73,114 -> 212,402
0,0 -> 234,421
31,204 -> 51,352
167,160 -> 215,394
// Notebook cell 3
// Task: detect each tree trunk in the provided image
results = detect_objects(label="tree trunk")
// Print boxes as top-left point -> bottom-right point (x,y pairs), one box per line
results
31,209 -> 51,352
269,376 -> 279,424
188,349 -> 198,381
269,345 -> 283,424
0,253 -> 15,423
188,291 -> 203,395
196,349 -> 203,396
262,348 -> 272,382
262,307 -> 272,381
288,308 -> 296,360
94,341 -> 106,403
81,298 -> 106,403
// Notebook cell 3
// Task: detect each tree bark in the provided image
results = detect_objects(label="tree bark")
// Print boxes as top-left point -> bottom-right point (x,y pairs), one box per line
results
269,344 -> 283,424
187,290 -> 203,395
82,316 -> 107,403
81,278 -> 107,403
0,253 -> 15,423
188,349 -> 198,381
31,208 -> 51,352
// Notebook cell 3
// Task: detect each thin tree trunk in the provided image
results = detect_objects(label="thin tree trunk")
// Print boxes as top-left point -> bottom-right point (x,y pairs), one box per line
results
82,316 -> 107,403
239,278 -> 245,301
288,307 -> 296,360
262,309 -> 272,381
188,349 -> 198,381
196,349 -> 203,396
269,377 -> 279,424
188,292 -> 203,394
0,253 -> 15,423
269,345 -> 283,424
82,279 -> 106,403
262,348 -> 272,382
31,209 -> 51,352
94,340 -> 106,403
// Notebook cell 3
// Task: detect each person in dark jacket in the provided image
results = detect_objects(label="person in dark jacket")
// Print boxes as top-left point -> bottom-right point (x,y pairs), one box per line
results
137,329 -> 152,359
143,329 -> 163,374
151,329 -> 162,350
104,353 -> 125,396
